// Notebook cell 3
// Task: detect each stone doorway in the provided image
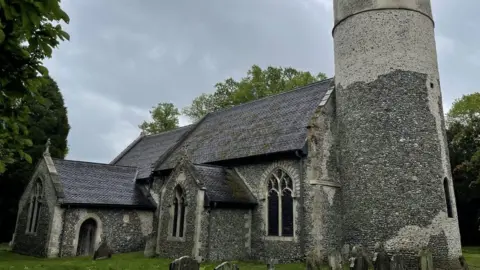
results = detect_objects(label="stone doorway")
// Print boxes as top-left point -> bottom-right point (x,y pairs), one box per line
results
76,218 -> 97,256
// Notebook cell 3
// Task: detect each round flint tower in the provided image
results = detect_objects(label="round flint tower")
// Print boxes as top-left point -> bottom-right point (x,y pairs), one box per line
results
333,0 -> 462,267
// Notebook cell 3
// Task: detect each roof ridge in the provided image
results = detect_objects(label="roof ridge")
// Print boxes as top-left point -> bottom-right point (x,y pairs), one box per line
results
143,124 -> 195,138
53,158 -> 137,169
208,77 -> 333,116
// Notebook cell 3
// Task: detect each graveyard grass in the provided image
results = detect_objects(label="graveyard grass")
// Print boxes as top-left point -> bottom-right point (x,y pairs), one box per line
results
1,244 -> 480,270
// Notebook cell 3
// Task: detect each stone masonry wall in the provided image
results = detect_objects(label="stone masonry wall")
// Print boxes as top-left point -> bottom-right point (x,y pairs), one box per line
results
304,91 -> 344,257
60,208 -> 153,257
156,167 -> 200,259
333,1 -> 462,268
235,159 -> 304,263
12,159 -> 57,257
205,208 -> 251,262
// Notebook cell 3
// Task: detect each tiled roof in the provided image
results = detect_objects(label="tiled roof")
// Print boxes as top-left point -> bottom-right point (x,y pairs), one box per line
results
53,159 -> 155,209
156,79 -> 333,170
190,164 -> 256,205
112,125 -> 193,179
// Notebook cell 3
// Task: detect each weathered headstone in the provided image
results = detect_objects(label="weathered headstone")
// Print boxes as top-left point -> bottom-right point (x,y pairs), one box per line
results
214,261 -> 239,270
348,246 -> 356,270
373,242 -> 390,270
143,233 -> 156,258
341,244 -> 351,262
92,238 -> 113,260
353,246 -> 369,270
418,247 -> 434,270
390,255 -> 405,270
459,255 -> 469,270
328,250 -> 343,270
267,258 -> 278,270
305,249 -> 322,270
169,256 -> 199,270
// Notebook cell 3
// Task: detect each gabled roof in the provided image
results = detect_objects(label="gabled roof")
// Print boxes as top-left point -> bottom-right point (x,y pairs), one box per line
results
190,164 -> 256,206
112,125 -> 193,179
53,159 -> 155,209
155,78 -> 333,171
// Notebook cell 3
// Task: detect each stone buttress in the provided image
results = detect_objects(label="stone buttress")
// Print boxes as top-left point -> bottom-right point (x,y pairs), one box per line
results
332,0 -> 462,268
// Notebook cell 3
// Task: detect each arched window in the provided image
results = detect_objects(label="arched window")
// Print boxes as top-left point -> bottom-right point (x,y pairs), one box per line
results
267,168 -> 294,237
444,178 -> 453,218
26,180 -> 43,233
172,185 -> 186,237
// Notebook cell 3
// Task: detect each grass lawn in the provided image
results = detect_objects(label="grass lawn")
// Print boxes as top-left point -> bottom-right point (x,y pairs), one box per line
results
0,243 -> 479,270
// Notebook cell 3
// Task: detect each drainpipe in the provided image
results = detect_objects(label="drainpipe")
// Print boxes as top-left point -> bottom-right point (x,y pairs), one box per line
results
295,149 -> 306,258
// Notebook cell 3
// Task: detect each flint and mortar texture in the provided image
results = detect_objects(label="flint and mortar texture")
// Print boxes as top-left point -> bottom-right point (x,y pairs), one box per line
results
12,159 -> 57,257
305,93 -> 344,257
333,1 -> 462,267
205,208 -> 250,261
59,208 -> 153,257
235,160 -> 304,263
156,168 -> 199,259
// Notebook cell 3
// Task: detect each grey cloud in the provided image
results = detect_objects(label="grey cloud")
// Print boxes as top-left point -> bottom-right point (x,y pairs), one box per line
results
44,0 -> 479,163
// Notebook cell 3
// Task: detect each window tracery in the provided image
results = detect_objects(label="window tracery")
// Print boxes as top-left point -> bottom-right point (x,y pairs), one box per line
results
267,168 -> 294,237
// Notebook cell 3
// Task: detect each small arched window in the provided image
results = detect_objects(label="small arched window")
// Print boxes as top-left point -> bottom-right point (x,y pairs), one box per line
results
172,185 -> 186,237
27,180 -> 43,233
267,168 -> 294,237
444,178 -> 453,218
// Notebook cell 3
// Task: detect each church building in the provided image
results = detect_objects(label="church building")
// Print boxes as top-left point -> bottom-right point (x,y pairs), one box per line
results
11,0 -> 463,268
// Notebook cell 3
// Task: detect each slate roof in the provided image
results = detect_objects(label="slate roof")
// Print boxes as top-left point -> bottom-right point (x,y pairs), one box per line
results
112,125 -> 193,179
156,78 -> 333,171
190,164 -> 256,206
53,159 -> 155,209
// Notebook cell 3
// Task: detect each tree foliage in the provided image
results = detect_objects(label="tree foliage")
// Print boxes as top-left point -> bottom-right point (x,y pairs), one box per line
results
446,92 -> 480,245
139,102 -> 180,135
0,76 -> 70,242
0,0 -> 70,173
183,65 -> 327,121
447,93 -> 480,125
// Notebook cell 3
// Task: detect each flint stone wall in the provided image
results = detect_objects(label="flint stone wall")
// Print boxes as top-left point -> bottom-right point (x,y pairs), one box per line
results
60,208 -> 153,257
12,159 -> 57,257
205,208 -> 251,261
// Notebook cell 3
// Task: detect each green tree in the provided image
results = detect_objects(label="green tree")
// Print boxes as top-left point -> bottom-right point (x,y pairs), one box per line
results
0,0 -> 70,173
139,102 -> 180,135
0,76 -> 70,242
446,92 -> 480,245
447,93 -> 480,125
183,65 -> 327,121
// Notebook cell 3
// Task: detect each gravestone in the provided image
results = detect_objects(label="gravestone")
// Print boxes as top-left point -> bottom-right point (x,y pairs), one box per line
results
305,249 -> 322,270
328,250 -> 343,270
267,258 -> 278,270
143,233 -> 156,258
418,247 -> 433,270
341,244 -> 351,262
169,256 -> 199,270
214,261 -> 239,270
353,246 -> 369,270
459,255 -> 469,270
92,238 -> 113,260
390,255 -> 405,270
373,242 -> 390,270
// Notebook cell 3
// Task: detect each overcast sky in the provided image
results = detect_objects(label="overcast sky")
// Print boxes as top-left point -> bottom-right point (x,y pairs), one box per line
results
44,0 -> 480,163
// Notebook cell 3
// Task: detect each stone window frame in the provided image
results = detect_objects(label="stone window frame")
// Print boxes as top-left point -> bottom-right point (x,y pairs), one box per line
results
262,165 -> 299,242
26,179 -> 44,235
443,177 -> 454,218
72,213 -> 103,256
167,181 -> 188,242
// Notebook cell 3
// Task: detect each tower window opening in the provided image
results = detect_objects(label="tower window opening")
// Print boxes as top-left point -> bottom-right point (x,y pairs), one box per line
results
443,178 -> 453,218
